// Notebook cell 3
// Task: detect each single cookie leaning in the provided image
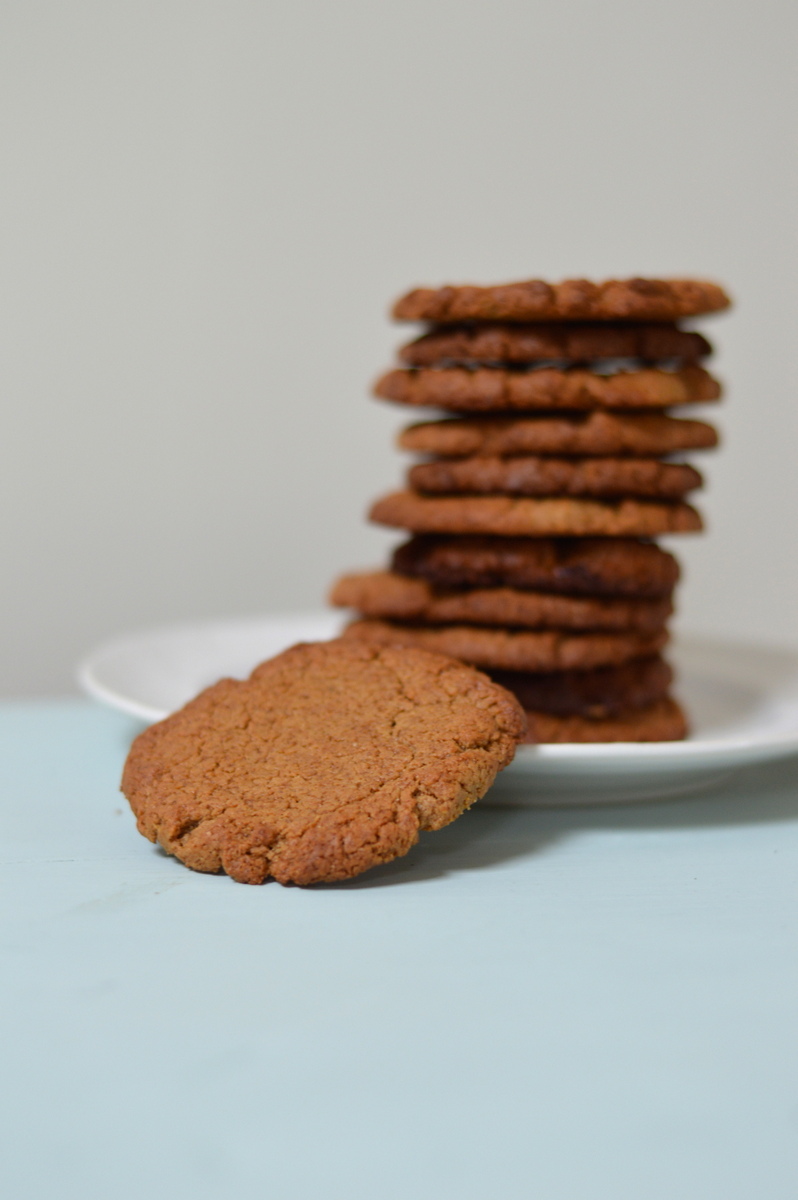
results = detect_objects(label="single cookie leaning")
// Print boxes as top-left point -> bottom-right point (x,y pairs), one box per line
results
407,456 -> 703,500
392,535 -> 680,598
121,640 -> 526,886
370,491 -> 702,537
342,620 -> 667,672
375,366 -> 720,412
330,570 -> 672,633
399,322 -> 712,367
398,413 -> 719,458
392,278 -> 731,323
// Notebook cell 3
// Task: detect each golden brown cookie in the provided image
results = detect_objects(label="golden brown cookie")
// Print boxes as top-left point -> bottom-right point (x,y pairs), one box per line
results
392,278 -> 731,323
398,412 -> 719,458
121,639 -> 526,886
521,697 -> 687,743
375,366 -> 720,412
399,322 -> 712,367
370,491 -> 703,537
331,570 -> 672,633
392,535 -> 680,598
407,456 -> 702,500
342,619 -> 667,672
487,656 -> 673,717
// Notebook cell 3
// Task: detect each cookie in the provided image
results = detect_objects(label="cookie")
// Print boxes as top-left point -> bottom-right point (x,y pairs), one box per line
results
370,491 -> 703,537
487,656 -> 672,717
121,639 -> 526,886
392,535 -> 680,598
392,278 -> 731,323
399,322 -> 712,367
521,697 -> 687,743
398,412 -> 719,458
330,570 -> 672,633
375,366 -> 721,412
342,619 -> 667,672
408,456 -> 702,500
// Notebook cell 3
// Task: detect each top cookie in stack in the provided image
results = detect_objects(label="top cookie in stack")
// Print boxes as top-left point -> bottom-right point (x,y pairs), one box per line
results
332,276 -> 730,743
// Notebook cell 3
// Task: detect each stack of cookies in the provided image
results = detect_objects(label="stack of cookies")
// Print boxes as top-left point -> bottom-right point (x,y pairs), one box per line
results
332,277 -> 730,742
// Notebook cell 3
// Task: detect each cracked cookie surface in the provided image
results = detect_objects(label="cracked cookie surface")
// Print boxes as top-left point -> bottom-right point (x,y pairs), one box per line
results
121,639 -> 526,886
370,490 -> 702,537
398,412 -> 718,458
342,619 -> 667,671
399,321 -> 712,367
407,455 -> 702,500
391,535 -> 679,598
374,365 -> 720,412
392,278 -> 730,323
330,570 -> 672,633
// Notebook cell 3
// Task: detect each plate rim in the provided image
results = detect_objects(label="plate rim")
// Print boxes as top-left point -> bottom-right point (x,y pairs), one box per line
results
76,612 -> 347,724
76,613 -> 798,766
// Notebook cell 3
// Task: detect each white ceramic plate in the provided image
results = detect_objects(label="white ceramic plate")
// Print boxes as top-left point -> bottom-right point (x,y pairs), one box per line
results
77,613 -> 798,805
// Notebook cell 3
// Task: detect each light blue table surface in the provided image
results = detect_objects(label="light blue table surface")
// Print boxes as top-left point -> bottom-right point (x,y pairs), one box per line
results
1,699 -> 797,1200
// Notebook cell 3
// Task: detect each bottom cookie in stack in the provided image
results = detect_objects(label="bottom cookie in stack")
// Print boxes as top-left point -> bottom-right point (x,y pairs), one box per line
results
486,659 -> 686,744
330,535 -> 687,743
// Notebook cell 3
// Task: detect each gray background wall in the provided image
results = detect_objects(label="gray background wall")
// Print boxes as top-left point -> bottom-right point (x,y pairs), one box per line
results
1,0 -> 796,696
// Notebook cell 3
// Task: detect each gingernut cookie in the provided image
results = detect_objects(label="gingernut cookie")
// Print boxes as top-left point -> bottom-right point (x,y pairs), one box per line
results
487,656 -> 673,718
398,412 -> 719,458
121,639 -> 526,886
407,456 -> 702,500
392,535 -> 680,598
330,570 -> 672,633
392,278 -> 731,323
520,697 -> 688,743
342,619 -> 667,672
370,491 -> 703,537
374,366 -> 721,412
399,322 -> 712,367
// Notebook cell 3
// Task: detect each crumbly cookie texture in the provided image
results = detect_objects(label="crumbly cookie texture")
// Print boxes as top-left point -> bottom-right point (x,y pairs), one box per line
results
399,322 -> 712,367
521,697 -> 687,743
342,619 -> 667,672
398,412 -> 719,458
374,366 -> 720,412
392,278 -> 731,323
486,656 -> 673,718
330,570 -> 672,633
391,535 -> 680,598
407,456 -> 702,500
121,640 -> 526,886
370,490 -> 703,537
